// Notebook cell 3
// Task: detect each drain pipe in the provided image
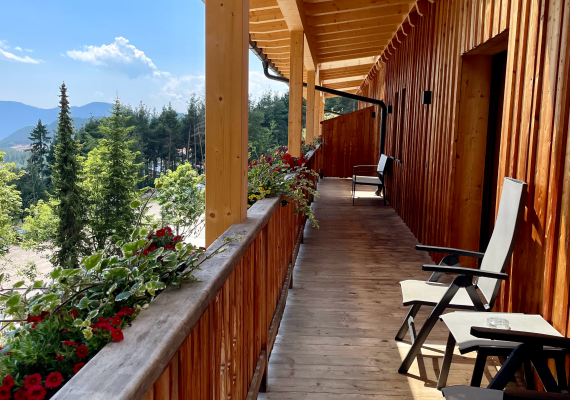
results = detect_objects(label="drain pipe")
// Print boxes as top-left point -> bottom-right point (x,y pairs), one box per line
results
262,61 -> 388,156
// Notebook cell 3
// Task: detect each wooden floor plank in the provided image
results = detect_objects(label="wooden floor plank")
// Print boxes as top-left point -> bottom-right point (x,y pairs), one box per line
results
259,179 -> 518,400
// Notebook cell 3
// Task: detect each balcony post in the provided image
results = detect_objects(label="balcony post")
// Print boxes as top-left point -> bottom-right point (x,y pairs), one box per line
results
306,69 -> 316,144
288,30 -> 304,157
205,0 -> 249,246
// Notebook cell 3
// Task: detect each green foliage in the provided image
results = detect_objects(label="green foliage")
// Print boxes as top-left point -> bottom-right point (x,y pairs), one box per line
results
325,96 -> 358,114
82,99 -> 144,250
248,149 -> 319,227
0,148 -> 28,170
28,119 -> 51,177
52,83 -> 86,268
0,225 -> 236,396
155,163 -> 205,237
0,152 -> 24,252
21,199 -> 58,253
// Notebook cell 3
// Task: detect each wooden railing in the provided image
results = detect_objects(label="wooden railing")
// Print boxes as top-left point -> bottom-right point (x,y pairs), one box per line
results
53,145 -> 321,400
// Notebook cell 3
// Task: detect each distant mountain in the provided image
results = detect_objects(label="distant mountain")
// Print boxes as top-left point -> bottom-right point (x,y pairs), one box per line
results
0,101 -> 112,140
0,117 -> 92,147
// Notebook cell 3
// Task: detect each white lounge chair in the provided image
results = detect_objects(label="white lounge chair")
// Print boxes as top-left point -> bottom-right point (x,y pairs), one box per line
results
396,177 -> 527,374
352,154 -> 389,205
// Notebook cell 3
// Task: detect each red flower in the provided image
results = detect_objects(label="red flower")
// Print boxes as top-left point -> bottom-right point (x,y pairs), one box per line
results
56,354 -> 64,362
146,231 -> 154,239
63,340 -> 78,346
164,227 -> 172,233
68,309 -> 78,319
111,315 -> 122,326
155,229 -> 165,237
39,311 -> 50,320
117,307 -> 136,316
76,345 -> 88,359
24,373 -> 42,389
164,244 -> 175,251
111,328 -> 124,342
27,384 -> 46,400
173,235 -> 182,242
45,372 -> 63,388
26,314 -> 42,324
0,385 -> 10,400
5,352 -> 11,356
73,362 -> 86,374
14,388 -> 27,400
3,375 -> 14,388
142,248 -> 150,256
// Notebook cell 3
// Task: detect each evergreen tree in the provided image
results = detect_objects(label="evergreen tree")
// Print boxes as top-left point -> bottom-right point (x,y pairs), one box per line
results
52,83 -> 85,268
28,119 -> 51,177
83,98 -> 142,249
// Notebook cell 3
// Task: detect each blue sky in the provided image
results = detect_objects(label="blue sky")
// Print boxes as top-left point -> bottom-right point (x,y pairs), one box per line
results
0,0 -> 288,112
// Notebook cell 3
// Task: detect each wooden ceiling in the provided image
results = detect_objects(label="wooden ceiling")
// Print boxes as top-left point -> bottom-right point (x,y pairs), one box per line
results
250,0 -> 418,95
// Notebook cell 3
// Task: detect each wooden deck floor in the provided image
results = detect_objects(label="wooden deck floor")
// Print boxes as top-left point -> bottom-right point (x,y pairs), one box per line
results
259,179 -> 504,400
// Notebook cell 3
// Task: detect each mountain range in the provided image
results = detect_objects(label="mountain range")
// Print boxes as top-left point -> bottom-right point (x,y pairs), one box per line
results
0,101 -> 112,147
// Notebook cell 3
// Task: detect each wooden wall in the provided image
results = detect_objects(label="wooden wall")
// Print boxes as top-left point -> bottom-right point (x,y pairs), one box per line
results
361,0 -> 570,333
321,106 -> 379,178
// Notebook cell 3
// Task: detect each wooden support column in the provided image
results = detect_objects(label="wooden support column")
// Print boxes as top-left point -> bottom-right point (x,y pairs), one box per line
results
318,92 -> 325,137
205,0 -> 248,246
288,30 -> 304,157
306,69 -> 316,145
313,70 -> 320,139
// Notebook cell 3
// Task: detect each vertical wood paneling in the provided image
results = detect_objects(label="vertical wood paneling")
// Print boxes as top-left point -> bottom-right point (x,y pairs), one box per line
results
360,0 -> 570,336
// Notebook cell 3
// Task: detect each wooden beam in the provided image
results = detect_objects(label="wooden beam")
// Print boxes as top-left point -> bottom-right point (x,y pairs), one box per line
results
308,4 -> 412,27
407,10 -> 420,26
250,31 -> 289,41
249,8 -> 284,23
306,70 -> 316,144
205,0 -> 248,246
323,79 -> 365,89
313,26 -> 401,42
304,35 -> 315,71
250,0 -> 279,11
316,33 -> 392,48
322,75 -> 367,84
249,20 -> 289,33
319,50 -> 384,62
263,46 -> 291,54
288,30 -> 304,157
415,0 -> 430,16
311,17 -> 404,35
305,0 -> 414,15
255,38 -> 290,47
401,21 -> 412,35
317,41 -> 388,54
276,0 -> 319,64
320,58 -> 376,69
314,69 -> 321,139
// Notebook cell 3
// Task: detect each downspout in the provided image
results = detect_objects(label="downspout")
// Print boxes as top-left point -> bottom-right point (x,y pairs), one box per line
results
261,61 -> 388,157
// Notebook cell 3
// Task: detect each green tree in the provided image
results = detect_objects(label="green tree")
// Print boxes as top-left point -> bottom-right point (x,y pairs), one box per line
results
28,119 -> 51,176
83,99 -> 143,249
21,199 -> 59,253
248,104 -> 277,159
0,152 -> 24,253
155,163 -> 204,237
52,82 -> 86,268
76,116 -> 104,157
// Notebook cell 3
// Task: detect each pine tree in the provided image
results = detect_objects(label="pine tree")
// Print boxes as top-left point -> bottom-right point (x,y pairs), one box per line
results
52,83 -> 85,268
28,119 -> 51,177
83,98 -> 142,249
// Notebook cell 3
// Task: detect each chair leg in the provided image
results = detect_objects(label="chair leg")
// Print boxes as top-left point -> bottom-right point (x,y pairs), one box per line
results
383,186 -> 387,206
524,359 -> 536,390
532,358 -> 561,392
352,181 -> 355,206
471,349 -> 489,387
398,284 -> 460,373
488,345 -> 525,390
395,304 -> 421,341
555,354 -> 568,391
437,333 -> 456,390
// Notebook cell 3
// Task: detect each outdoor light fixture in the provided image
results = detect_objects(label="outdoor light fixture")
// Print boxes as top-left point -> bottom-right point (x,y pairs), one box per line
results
422,91 -> 432,105
387,105 -> 393,114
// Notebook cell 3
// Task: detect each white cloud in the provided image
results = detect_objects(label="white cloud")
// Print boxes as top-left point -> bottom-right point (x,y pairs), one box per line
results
156,75 -> 205,110
0,40 -> 9,50
95,91 -> 104,96
249,71 -> 287,99
14,46 -> 22,51
25,49 -> 33,52
67,37 -> 167,78
0,48 -> 42,64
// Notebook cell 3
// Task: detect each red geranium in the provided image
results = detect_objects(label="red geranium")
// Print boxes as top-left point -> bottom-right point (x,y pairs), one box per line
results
155,229 -> 165,237
111,328 -> 124,342
111,315 -> 122,326
3,375 -> 14,388
164,244 -> 175,251
14,388 -> 27,400
73,362 -> 85,374
45,372 -> 63,388
68,309 -> 78,319
63,340 -> 78,346
173,235 -> 182,242
0,385 -> 10,400
24,373 -> 42,389
76,345 -> 88,359
117,306 -> 136,316
27,384 -> 46,400
56,354 -> 64,362
27,314 -> 42,325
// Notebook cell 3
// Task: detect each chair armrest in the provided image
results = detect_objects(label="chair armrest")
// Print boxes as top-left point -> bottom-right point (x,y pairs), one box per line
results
422,265 -> 508,280
471,327 -> 570,350
416,244 -> 485,259
353,165 -> 379,169
353,170 -> 379,175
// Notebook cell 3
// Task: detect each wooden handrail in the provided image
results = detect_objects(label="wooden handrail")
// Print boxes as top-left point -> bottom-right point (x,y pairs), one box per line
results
53,145 -> 321,400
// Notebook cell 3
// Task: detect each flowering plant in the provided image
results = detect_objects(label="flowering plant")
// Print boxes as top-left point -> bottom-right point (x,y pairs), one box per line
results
248,148 -> 319,227
0,224 -> 233,399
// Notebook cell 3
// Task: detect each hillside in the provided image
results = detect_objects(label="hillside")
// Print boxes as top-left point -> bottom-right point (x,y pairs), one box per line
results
0,101 -> 111,140
0,117 -> 92,147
